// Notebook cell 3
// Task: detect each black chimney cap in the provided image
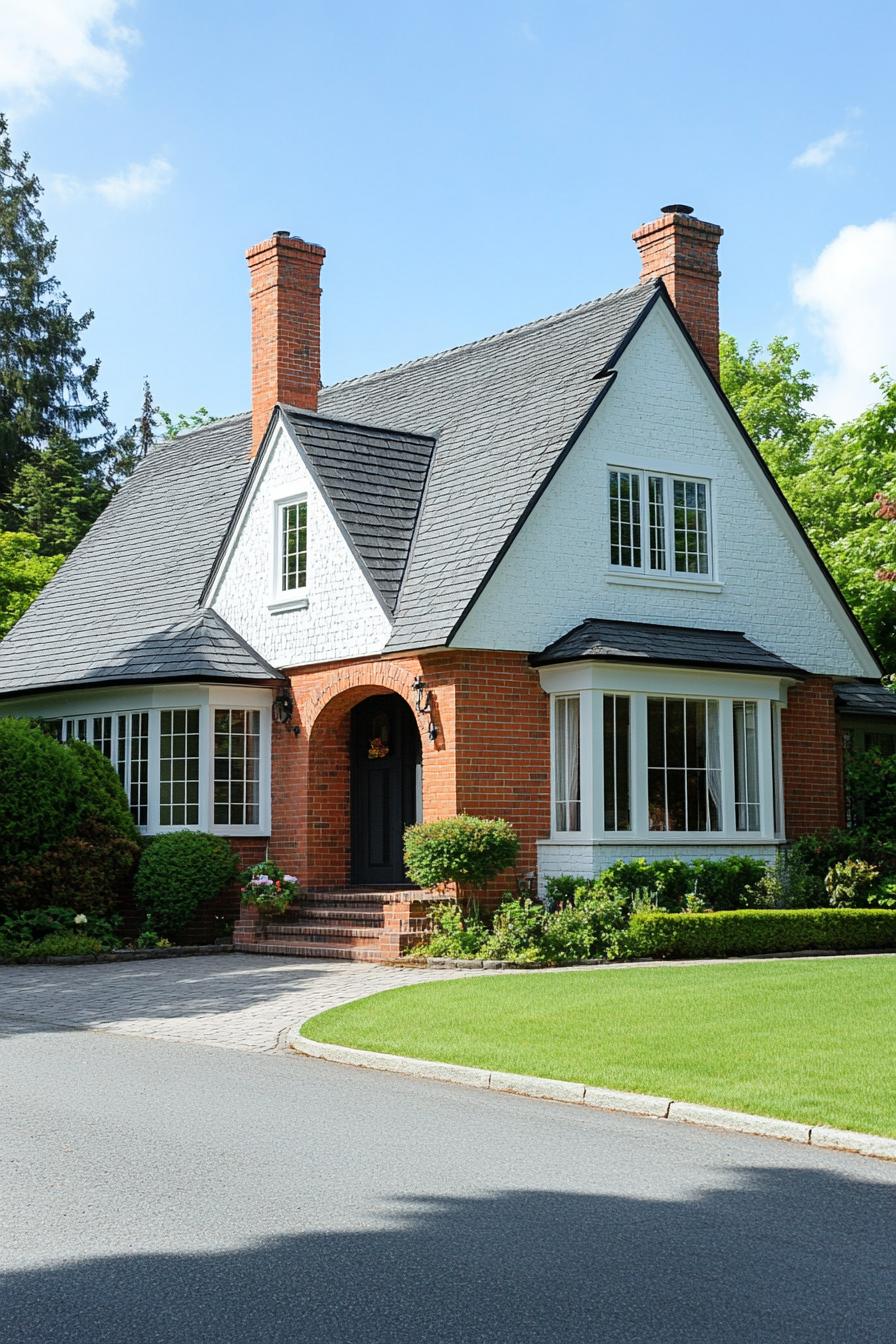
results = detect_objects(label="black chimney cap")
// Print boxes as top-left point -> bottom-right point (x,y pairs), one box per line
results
661,204 -> 694,216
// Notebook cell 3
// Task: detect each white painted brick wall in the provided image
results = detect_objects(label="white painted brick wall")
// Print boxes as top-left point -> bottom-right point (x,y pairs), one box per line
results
454,304 -> 874,678
536,840 -> 780,894
211,423 -> 392,668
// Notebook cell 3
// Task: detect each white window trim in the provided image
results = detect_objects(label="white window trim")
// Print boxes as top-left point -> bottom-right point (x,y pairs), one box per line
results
271,492 -> 308,611
23,683 -> 272,837
607,464 -> 718,584
542,662 -> 791,845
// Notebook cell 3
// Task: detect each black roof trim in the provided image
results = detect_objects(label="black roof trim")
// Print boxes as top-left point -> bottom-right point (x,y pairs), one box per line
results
531,616 -> 806,678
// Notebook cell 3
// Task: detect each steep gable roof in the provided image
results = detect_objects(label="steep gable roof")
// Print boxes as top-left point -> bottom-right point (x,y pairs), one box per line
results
0,414 -> 276,697
319,281 -> 660,649
280,408 -> 435,612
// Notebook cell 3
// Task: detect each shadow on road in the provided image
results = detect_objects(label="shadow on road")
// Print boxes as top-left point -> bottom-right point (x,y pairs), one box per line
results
3,1165 -> 894,1342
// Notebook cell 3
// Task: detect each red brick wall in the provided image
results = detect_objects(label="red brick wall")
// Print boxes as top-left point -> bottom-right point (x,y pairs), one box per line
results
246,232 -> 325,452
267,650 -> 550,905
631,208 -> 723,378
780,676 -> 846,836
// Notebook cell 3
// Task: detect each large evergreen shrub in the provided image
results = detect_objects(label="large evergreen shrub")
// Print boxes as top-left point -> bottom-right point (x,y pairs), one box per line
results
0,718 -> 140,913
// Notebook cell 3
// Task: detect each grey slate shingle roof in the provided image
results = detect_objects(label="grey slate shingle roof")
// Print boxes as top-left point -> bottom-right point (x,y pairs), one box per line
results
835,682 -> 896,717
283,408 -> 435,611
532,618 -> 806,677
319,281 -> 659,650
0,281 -> 663,696
0,414 -> 279,696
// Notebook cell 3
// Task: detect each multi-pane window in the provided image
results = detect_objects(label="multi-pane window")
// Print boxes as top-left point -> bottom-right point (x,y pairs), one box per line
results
92,715 -> 113,760
733,700 -> 760,831
213,709 -> 261,827
608,470 -> 642,569
603,694 -> 631,831
553,695 -> 581,832
280,498 -> 308,592
672,479 -> 710,574
159,709 -> 200,828
608,468 -> 712,578
647,696 -> 722,832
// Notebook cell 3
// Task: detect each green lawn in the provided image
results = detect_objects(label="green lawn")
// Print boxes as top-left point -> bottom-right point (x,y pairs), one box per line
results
303,957 -> 896,1137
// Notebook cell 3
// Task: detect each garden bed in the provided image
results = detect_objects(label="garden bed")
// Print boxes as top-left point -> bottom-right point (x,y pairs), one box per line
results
1,943 -> 234,966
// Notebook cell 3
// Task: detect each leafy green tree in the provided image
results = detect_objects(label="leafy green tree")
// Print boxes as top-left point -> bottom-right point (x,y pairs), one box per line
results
0,114 -> 112,523
0,531 -> 63,636
719,333 -> 831,481
158,406 -> 217,439
721,339 -> 896,670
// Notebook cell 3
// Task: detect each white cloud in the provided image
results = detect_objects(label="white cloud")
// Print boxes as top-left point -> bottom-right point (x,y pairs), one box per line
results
95,155 -> 174,207
0,0 -> 138,113
48,155 -> 174,209
792,128 -> 850,169
793,217 -> 896,420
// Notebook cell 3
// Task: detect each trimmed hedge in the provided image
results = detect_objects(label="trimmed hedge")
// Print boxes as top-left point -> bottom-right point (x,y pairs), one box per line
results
628,908 -> 896,960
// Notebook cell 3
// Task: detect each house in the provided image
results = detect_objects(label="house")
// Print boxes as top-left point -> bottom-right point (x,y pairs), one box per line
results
1,204 -> 893,959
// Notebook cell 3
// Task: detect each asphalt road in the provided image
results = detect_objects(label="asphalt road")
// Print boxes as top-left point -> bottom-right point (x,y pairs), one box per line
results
2,1021 -> 895,1344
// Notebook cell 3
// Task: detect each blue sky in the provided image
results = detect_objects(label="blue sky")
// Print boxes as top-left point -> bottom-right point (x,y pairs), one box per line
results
3,0 -> 895,431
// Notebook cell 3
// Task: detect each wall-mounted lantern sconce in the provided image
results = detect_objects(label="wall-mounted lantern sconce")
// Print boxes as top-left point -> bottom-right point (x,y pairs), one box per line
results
412,676 -> 438,742
272,688 -> 301,737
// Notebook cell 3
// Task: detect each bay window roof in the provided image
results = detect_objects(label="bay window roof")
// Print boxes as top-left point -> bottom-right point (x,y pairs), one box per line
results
532,618 -> 806,678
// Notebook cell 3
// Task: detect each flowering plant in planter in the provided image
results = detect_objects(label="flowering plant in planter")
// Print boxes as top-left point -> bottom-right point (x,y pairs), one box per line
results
239,860 -> 301,917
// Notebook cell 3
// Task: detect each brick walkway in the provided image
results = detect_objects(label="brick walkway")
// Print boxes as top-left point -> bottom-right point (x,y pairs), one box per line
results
0,954 -> 475,1053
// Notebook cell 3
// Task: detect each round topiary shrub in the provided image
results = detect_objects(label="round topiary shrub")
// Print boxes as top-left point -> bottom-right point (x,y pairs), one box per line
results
403,814 -> 519,895
0,717 -> 82,868
134,831 -> 239,939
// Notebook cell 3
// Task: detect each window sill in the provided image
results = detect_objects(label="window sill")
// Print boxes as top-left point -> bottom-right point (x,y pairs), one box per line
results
268,594 -> 309,614
539,833 -> 781,846
606,572 -> 723,594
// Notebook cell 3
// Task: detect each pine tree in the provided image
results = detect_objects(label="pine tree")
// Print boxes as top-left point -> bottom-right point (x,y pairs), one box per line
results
106,376 -> 157,487
0,113 -> 112,537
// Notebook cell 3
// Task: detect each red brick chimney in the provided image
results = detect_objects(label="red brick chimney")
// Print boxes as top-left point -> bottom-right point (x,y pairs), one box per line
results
632,205 -> 723,379
246,231 -> 326,454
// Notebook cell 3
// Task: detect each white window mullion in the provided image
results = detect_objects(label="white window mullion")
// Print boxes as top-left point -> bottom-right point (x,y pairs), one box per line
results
198,703 -> 211,832
756,698 -> 774,838
718,698 -> 736,835
147,709 -> 161,833
630,693 -> 649,835
581,689 -> 598,841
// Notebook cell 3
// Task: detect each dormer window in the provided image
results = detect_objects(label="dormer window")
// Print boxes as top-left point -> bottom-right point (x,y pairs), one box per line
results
609,467 -> 712,579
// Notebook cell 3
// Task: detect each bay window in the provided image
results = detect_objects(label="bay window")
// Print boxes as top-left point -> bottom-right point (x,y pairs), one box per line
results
609,467 -> 713,579
51,689 -> 270,834
547,671 -> 786,843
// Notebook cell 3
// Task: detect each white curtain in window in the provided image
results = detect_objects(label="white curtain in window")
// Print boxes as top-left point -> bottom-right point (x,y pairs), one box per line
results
554,696 -> 581,831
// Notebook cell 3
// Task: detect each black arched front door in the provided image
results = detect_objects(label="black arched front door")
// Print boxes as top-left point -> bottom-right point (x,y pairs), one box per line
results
350,695 -> 422,885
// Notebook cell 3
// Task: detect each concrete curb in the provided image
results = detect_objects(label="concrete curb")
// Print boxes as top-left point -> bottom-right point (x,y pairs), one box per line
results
288,1025 -> 896,1162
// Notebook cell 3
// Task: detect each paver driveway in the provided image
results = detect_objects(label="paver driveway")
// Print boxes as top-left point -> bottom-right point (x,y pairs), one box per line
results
0,953 -> 473,1051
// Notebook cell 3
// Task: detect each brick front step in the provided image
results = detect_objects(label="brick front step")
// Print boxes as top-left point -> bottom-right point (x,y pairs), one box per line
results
263,923 -> 381,945
235,887 -> 437,961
